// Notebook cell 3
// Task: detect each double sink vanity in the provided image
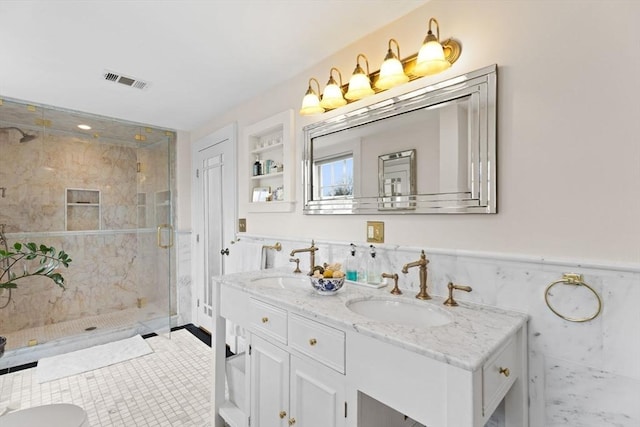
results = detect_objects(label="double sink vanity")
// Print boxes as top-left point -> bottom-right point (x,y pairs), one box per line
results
211,65 -> 519,426
213,267 -> 528,427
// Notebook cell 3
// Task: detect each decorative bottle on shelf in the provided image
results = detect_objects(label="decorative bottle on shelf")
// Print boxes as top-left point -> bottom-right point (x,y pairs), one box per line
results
345,243 -> 358,281
367,245 -> 379,284
253,156 -> 262,176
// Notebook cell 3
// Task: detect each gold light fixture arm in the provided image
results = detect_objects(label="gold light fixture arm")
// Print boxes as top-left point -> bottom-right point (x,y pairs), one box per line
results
308,78 -> 321,96
428,18 -> 440,42
329,67 -> 344,87
357,53 -> 370,75
387,38 -> 401,61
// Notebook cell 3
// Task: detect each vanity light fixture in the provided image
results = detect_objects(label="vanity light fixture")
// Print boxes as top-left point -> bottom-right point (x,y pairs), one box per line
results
298,18 -> 462,116
345,54 -> 375,101
320,67 -> 347,110
414,18 -> 461,76
375,38 -> 409,90
299,78 -> 325,116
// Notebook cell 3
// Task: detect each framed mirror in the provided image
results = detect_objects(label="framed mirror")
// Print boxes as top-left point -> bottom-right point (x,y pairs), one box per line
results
302,64 -> 497,214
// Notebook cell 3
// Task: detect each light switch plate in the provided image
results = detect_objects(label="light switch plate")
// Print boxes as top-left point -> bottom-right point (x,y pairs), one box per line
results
366,221 -> 384,243
238,218 -> 247,232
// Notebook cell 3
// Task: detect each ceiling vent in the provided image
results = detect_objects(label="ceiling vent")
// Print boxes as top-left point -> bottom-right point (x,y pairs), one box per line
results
103,70 -> 150,90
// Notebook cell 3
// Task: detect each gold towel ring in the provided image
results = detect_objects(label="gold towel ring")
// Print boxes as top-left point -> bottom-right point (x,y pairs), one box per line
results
544,273 -> 602,322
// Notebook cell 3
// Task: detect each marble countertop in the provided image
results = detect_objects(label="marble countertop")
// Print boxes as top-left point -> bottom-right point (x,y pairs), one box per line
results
218,267 -> 528,371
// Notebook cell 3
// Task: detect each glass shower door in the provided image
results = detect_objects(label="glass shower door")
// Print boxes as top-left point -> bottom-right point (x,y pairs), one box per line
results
135,131 -> 175,337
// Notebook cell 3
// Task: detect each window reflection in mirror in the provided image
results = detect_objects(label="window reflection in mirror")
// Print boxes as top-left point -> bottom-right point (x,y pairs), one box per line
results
315,154 -> 353,199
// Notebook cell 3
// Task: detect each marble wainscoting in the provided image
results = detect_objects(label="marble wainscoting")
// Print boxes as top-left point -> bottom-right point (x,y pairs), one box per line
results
176,230 -> 192,325
218,235 -> 640,427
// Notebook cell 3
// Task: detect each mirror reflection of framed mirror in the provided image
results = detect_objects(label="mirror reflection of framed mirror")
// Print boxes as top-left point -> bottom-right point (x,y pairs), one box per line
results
302,64 -> 497,215
378,149 -> 416,210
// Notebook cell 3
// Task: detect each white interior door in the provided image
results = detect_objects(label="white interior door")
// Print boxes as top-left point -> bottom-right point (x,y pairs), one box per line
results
193,123 -> 236,332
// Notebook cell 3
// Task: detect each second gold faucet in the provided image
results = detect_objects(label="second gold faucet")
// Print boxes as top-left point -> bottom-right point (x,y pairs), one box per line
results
401,250 -> 430,300
289,240 -> 318,275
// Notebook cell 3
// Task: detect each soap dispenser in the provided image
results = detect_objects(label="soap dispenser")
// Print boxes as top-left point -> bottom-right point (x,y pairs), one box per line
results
356,246 -> 367,283
345,243 -> 358,281
366,245 -> 379,285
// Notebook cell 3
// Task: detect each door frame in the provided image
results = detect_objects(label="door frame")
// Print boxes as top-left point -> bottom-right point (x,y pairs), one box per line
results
191,122 -> 237,331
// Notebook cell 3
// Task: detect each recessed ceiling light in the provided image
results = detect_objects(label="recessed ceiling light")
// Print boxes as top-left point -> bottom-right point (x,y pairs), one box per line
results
78,124 -> 91,130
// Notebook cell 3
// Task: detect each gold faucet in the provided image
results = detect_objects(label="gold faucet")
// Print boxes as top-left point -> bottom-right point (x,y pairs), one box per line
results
289,240 -> 318,275
401,250 -> 430,300
289,257 -> 301,273
381,272 -> 401,295
443,282 -> 472,306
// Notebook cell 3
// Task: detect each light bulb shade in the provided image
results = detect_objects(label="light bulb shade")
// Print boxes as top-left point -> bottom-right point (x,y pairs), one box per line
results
375,56 -> 409,90
320,74 -> 347,109
300,89 -> 324,115
345,70 -> 374,101
414,39 -> 451,76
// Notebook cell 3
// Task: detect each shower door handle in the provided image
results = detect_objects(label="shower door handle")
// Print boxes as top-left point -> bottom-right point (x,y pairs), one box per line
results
157,224 -> 174,249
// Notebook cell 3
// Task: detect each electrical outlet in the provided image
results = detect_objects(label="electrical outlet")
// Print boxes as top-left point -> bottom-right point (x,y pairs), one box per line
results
238,218 -> 247,232
366,221 -> 384,243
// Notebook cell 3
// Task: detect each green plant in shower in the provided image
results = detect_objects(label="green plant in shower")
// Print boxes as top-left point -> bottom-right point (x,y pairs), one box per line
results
0,242 -> 72,290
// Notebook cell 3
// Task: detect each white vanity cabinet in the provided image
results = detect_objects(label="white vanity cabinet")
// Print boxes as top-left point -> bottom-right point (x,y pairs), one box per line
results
220,287 -> 347,427
250,335 -> 347,427
215,272 -> 528,427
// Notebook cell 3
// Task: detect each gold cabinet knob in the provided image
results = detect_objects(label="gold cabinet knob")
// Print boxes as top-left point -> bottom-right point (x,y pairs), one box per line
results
309,338 -> 317,346
288,418 -> 296,426
279,410 -> 287,419
499,367 -> 510,377
261,317 -> 269,323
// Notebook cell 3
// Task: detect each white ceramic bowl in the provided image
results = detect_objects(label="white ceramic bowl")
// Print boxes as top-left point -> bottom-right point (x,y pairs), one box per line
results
309,277 -> 345,295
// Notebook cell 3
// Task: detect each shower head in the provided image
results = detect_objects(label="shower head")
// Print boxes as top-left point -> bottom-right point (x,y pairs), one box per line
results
0,126 -> 37,143
19,133 -> 37,143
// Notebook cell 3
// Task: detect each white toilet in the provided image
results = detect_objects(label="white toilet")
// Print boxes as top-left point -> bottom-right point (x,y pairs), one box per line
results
1,403 -> 89,427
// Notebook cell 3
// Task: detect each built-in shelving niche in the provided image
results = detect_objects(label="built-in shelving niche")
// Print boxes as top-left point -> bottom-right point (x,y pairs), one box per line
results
65,188 -> 101,231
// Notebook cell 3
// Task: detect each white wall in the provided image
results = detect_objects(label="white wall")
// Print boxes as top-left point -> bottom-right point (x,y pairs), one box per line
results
190,0 -> 640,264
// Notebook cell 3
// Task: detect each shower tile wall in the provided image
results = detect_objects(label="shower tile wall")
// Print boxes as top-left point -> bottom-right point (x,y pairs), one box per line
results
0,131 -> 169,335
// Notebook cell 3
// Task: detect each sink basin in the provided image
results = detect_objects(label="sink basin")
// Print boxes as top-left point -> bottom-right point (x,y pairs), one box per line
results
251,276 -> 308,290
345,298 -> 453,327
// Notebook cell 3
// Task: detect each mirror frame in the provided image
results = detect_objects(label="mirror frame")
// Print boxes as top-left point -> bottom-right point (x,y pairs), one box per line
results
302,64 -> 497,215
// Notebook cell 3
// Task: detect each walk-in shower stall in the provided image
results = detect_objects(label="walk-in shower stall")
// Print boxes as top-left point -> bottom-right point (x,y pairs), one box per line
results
0,97 -> 176,365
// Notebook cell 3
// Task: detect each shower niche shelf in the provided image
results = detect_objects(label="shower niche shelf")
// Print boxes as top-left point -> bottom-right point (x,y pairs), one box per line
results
65,188 -> 101,231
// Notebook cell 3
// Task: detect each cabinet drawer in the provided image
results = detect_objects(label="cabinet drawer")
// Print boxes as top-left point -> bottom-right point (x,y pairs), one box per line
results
483,336 -> 518,415
289,313 -> 345,374
249,298 -> 287,344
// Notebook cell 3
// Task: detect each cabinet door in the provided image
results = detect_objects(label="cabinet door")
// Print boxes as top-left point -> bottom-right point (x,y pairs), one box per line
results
250,335 -> 290,427
290,354 -> 346,427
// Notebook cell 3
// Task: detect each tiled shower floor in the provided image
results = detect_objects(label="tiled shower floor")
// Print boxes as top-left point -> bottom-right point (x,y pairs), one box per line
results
0,328 -> 212,426
2,305 -> 168,351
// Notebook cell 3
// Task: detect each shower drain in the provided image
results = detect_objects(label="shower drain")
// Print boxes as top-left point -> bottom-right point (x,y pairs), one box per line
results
85,326 -> 97,331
